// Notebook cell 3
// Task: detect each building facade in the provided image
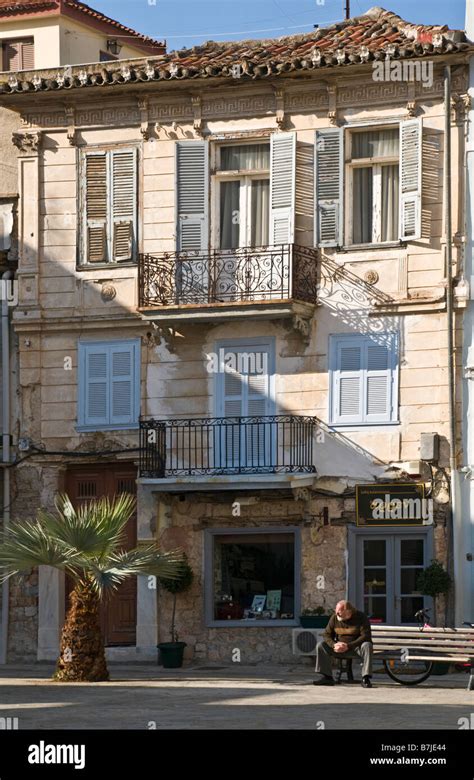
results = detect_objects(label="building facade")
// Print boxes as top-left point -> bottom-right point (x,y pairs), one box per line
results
0,7 -> 472,663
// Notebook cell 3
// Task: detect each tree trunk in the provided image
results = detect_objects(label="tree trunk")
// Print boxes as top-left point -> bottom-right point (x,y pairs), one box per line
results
53,582 -> 109,682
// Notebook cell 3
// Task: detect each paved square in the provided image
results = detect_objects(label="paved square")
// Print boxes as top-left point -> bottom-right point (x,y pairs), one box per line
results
0,664 -> 472,730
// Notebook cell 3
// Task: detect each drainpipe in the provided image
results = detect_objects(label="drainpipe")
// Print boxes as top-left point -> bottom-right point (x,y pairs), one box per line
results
444,66 -> 458,626
0,270 -> 12,664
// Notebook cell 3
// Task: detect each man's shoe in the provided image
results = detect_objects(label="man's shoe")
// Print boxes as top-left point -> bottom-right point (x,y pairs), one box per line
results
313,674 -> 335,686
361,676 -> 372,688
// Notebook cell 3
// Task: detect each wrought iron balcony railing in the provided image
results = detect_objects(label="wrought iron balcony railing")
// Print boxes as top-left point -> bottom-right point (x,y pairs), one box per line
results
138,244 -> 318,308
140,415 -> 317,477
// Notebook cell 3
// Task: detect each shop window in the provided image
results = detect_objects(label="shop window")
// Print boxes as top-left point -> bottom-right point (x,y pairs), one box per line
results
209,531 -> 297,623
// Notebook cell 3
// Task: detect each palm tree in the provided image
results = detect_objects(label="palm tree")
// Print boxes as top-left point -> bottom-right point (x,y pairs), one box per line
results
0,493 -> 184,682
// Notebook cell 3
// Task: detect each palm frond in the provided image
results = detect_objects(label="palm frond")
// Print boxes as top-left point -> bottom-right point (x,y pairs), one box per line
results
76,547 -> 185,598
38,493 -> 136,558
0,520 -> 79,582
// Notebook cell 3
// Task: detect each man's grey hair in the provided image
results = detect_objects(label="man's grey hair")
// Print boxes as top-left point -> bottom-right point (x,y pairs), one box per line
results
336,600 -> 356,613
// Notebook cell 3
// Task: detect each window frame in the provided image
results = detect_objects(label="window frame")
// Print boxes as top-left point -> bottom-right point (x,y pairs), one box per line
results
2,37 -> 34,71
329,332 -> 399,427
345,126 -> 400,247
204,526 -> 301,628
78,144 -> 139,269
212,141 -> 270,250
77,338 -> 141,432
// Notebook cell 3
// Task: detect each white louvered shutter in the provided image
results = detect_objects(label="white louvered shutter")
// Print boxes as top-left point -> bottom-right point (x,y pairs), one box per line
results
84,152 -> 108,263
176,141 -> 209,251
110,343 -> 136,425
111,148 -> 137,262
270,132 -> 296,245
4,41 -> 20,71
364,342 -> 392,423
399,119 -> 422,240
84,346 -> 108,427
315,128 -> 343,247
334,341 -> 363,423
21,39 -> 34,70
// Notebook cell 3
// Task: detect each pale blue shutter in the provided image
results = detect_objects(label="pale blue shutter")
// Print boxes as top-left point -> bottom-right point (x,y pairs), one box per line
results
111,148 -> 137,262
176,141 -> 209,251
80,340 -> 139,429
82,344 -> 109,427
333,340 -> 363,423
364,337 -> 397,423
399,119 -> 421,240
110,342 -> 138,426
331,334 -> 398,424
217,343 -> 274,467
270,132 -> 296,244
315,128 -> 343,247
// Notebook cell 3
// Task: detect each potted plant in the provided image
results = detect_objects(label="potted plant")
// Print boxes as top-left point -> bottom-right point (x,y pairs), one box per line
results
300,606 -> 332,629
416,559 -> 452,675
157,554 -> 194,668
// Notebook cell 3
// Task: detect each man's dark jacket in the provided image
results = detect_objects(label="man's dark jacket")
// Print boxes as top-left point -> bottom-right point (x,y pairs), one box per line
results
323,610 -> 373,651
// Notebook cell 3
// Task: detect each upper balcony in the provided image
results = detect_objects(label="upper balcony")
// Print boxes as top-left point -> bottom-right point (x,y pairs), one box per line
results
137,243 -> 318,324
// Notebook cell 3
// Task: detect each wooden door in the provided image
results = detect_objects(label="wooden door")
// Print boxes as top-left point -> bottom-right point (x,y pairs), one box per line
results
65,464 -> 137,646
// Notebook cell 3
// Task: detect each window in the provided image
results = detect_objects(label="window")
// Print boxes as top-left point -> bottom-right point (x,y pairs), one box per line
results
80,148 -> 137,265
99,51 -> 118,62
217,144 -> 270,249
78,340 -> 140,430
349,129 -> 399,244
175,133 -> 296,253
206,529 -> 299,624
315,120 -> 421,247
329,333 -> 399,425
2,38 -> 34,71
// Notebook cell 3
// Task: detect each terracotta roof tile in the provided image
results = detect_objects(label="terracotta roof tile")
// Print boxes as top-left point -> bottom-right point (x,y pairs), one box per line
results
0,6 -> 470,95
0,0 -> 165,49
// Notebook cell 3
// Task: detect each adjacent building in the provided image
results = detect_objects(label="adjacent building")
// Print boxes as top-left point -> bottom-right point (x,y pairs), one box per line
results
0,6 -> 472,664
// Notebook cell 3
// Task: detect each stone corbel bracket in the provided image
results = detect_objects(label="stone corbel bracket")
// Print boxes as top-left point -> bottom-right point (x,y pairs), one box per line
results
293,486 -> 315,502
12,130 -> 41,154
64,105 -> 76,146
293,314 -> 312,343
138,97 -> 150,140
451,92 -> 471,124
273,87 -> 285,129
191,95 -> 203,137
406,83 -> 417,118
327,84 -> 338,126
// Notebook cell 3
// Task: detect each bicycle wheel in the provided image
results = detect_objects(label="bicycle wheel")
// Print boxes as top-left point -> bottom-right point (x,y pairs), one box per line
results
383,658 -> 433,685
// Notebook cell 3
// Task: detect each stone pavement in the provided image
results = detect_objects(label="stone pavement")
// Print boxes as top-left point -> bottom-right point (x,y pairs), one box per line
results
0,663 -> 472,730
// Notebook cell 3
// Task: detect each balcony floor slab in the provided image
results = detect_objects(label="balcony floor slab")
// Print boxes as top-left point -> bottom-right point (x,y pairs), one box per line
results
138,473 -> 316,492
137,300 -> 315,324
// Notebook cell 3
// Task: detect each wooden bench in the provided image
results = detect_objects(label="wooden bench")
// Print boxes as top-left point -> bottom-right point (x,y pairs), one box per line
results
371,625 -> 474,690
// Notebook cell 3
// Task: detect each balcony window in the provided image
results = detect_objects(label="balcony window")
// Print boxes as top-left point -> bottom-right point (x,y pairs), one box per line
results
349,129 -> 399,244
217,143 -> 270,249
206,530 -> 299,624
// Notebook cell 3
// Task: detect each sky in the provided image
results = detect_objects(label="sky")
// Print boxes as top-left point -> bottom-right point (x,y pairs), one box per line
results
94,0 -> 468,52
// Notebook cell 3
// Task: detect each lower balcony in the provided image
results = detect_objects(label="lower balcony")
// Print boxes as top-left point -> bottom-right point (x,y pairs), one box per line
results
138,244 -> 318,324
139,415 -> 317,490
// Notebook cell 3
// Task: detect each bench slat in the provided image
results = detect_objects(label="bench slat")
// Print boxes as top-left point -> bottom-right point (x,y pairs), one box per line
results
374,651 -> 472,659
371,626 -> 474,635
373,640 -> 474,650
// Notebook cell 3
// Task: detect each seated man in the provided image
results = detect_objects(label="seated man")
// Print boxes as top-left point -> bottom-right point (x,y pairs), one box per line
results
313,600 -> 373,688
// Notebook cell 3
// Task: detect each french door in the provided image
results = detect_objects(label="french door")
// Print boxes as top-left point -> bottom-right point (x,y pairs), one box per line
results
354,532 -> 432,625
65,464 -> 137,646
216,341 -> 275,470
